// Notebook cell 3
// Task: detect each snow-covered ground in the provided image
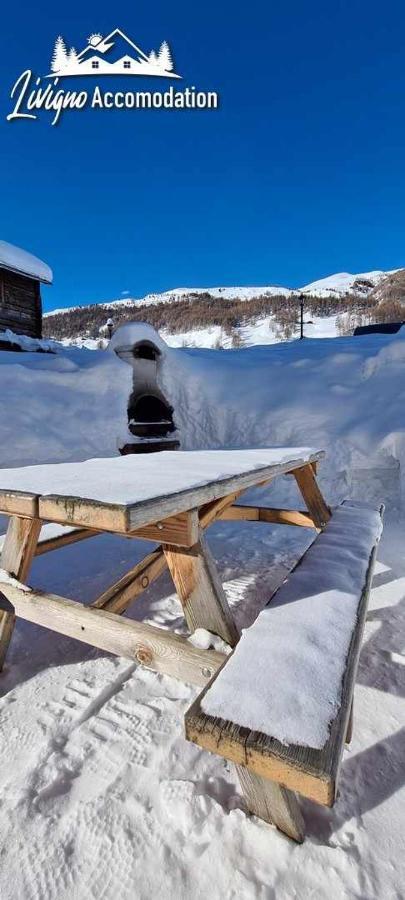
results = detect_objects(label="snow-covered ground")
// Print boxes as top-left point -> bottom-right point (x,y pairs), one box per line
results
56,313 -> 341,352
159,313 -> 341,349
1,326 -> 405,898
0,514 -> 404,898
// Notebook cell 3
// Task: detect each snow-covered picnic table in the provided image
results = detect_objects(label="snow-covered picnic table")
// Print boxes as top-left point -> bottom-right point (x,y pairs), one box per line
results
1,445 -> 382,843
0,447 -> 325,673
0,448 -> 325,533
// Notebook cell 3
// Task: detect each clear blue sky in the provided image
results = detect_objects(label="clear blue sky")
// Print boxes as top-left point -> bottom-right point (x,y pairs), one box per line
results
1,0 -> 405,312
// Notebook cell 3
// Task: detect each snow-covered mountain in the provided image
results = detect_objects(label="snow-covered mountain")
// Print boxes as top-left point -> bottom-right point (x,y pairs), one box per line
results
133,270 -> 400,306
45,267 -> 400,319
42,266 -> 405,350
300,269 -> 399,298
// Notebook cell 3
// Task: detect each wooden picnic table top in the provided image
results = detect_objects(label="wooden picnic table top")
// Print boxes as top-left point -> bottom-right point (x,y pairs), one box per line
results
0,447 -> 324,534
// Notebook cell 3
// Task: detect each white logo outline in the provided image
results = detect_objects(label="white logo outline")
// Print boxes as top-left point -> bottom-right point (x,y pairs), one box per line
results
48,27 -> 181,79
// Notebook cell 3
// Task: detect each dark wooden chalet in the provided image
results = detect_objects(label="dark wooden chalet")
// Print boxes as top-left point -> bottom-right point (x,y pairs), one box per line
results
0,241 -> 53,339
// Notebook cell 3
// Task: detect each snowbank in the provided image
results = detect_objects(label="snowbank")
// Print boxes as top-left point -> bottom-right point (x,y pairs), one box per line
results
155,327 -> 405,509
0,328 -> 59,353
2,322 -> 405,515
0,342 -> 132,469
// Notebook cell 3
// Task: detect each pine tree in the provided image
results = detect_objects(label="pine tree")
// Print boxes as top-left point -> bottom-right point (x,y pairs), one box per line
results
148,50 -> 158,65
67,47 -> 79,70
158,41 -> 173,71
51,35 -> 68,73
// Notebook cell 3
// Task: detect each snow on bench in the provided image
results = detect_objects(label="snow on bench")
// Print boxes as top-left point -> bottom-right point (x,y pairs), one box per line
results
185,501 -> 383,838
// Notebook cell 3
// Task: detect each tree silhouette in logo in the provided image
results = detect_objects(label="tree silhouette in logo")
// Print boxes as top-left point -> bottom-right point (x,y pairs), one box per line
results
51,36 -> 68,73
157,41 -> 173,72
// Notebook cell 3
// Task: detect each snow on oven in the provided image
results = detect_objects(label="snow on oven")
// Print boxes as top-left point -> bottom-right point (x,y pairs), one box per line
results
110,326 -> 180,455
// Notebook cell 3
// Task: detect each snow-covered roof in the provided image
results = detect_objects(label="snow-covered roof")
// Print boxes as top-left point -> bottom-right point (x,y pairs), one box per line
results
0,240 -> 53,284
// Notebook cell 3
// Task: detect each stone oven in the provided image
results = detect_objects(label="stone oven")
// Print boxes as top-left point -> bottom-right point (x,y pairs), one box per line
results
111,328 -> 180,454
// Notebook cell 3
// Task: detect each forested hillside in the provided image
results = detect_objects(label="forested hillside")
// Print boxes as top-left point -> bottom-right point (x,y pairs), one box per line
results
43,277 -> 405,347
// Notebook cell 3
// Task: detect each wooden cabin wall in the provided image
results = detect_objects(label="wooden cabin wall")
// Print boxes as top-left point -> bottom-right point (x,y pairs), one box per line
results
0,268 -> 42,338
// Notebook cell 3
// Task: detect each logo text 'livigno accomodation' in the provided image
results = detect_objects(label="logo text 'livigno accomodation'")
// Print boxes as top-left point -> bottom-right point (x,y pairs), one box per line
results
7,27 -> 219,125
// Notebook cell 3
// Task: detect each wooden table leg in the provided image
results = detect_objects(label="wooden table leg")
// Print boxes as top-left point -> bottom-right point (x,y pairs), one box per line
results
91,495 -> 242,617
236,766 -> 305,843
92,549 -> 167,614
293,464 -> 331,529
164,531 -> 239,646
0,515 -> 42,671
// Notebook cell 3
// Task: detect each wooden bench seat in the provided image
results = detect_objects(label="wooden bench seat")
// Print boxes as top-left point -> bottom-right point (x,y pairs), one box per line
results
185,501 -> 384,842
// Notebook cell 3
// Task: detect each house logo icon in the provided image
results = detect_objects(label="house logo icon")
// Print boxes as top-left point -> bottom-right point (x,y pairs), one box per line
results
48,28 -> 181,79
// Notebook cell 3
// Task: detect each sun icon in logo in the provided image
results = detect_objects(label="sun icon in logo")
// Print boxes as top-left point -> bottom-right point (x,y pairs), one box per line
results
88,33 -> 103,47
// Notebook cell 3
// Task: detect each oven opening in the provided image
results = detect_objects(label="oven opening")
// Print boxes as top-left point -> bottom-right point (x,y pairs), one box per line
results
133,341 -> 161,361
128,393 -> 176,438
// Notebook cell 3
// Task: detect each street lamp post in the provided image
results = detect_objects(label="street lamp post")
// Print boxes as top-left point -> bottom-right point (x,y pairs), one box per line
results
295,294 -> 313,340
300,295 -> 304,340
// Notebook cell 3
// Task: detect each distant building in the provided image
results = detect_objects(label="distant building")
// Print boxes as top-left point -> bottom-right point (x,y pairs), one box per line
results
0,240 -> 53,339
354,322 -> 404,336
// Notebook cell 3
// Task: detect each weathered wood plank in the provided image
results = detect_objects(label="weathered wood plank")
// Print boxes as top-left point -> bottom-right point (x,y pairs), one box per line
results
199,492 -> 242,528
236,765 -> 305,842
0,490 -> 39,518
0,515 -> 42,670
35,527 -> 101,556
164,532 -> 239,646
220,505 -> 259,521
35,511 -> 198,552
185,506 -> 383,807
38,497 -> 200,545
220,506 -> 316,528
92,549 -> 167,614
130,509 -> 199,547
0,599 -> 16,674
293,465 -> 331,528
38,494 -> 130,532
186,709 -> 330,804
0,581 -> 226,688
1,516 -> 42,581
